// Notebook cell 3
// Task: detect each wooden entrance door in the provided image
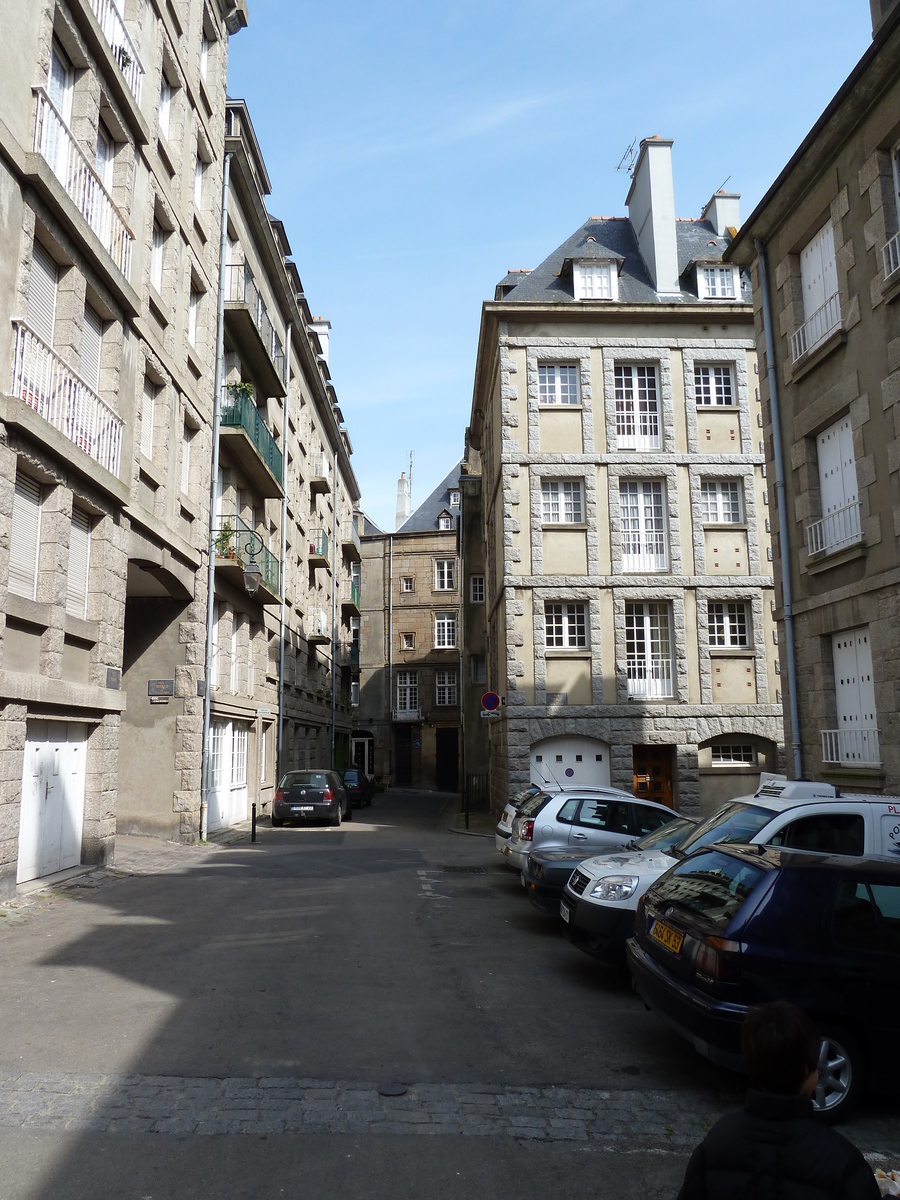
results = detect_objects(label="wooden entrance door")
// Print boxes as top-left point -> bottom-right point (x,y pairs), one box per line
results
633,744 -> 674,808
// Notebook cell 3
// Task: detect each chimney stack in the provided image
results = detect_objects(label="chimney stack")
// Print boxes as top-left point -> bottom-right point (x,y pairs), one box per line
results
702,191 -> 741,237
310,316 -> 331,365
395,471 -> 410,530
626,136 -> 680,295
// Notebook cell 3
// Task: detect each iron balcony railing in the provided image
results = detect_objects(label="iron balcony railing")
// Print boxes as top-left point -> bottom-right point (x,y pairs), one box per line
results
393,707 -> 421,722
621,545 -> 668,573
33,88 -> 133,280
883,232 -> 900,281
221,385 -> 283,482
342,518 -> 361,553
790,292 -> 842,362
821,727 -> 881,767
224,263 -> 286,383
626,659 -> 673,699
309,529 -> 329,559
212,513 -> 281,597
86,0 -> 145,103
11,320 -> 123,475
806,500 -> 862,556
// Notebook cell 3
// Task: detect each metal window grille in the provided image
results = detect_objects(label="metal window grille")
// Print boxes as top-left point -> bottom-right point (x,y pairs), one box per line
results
694,364 -> 733,406
615,364 -> 660,448
708,602 -> 750,647
538,363 -> 579,405
620,480 -> 666,571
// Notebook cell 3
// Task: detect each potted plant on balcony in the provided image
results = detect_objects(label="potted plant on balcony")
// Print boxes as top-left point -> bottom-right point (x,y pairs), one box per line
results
114,46 -> 133,71
225,381 -> 254,413
214,521 -> 237,560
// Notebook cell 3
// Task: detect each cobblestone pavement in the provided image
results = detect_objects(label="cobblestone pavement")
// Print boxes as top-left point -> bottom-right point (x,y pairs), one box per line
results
0,1071 -> 898,1158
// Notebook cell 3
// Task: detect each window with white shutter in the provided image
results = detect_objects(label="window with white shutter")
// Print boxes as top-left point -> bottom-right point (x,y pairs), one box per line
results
141,378 -> 155,459
151,222 -> 164,292
44,42 -> 73,181
829,628 -> 879,765
81,306 -> 103,393
66,508 -> 91,618
813,417 -> 860,552
801,224 -> 838,322
159,78 -> 172,140
188,288 -> 200,346
181,424 -> 192,496
9,474 -> 42,600
27,242 -> 58,345
96,125 -> 115,191
194,154 -> 204,208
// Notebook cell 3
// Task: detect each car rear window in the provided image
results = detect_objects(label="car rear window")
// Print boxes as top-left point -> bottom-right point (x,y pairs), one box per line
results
343,770 -> 359,783
653,850 -> 766,930
633,815 -> 696,853
518,791 -> 554,818
677,802 -> 772,856
511,786 -> 541,811
281,772 -> 329,788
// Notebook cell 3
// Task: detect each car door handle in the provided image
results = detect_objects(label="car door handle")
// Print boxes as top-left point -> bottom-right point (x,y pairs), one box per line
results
571,832 -> 588,840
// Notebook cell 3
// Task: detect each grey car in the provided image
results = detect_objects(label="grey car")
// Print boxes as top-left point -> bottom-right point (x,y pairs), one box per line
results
272,770 -> 351,826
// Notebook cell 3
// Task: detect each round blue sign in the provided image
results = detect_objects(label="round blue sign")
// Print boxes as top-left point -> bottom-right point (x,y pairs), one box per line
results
565,767 -> 575,778
481,691 -> 501,711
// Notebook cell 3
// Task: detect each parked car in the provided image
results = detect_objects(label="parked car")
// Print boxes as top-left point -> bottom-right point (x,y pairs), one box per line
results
341,767 -> 374,808
272,770 -> 350,826
532,814 -> 695,928
626,844 -> 900,1120
495,785 -> 548,858
561,776 -> 900,965
500,786 -> 677,871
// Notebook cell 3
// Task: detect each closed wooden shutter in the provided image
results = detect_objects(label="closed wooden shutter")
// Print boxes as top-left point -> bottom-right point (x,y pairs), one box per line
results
10,475 -> 42,599
66,508 -> 91,618
817,417 -> 858,517
800,223 -> 836,319
833,629 -> 877,731
141,379 -> 155,459
81,306 -> 103,392
27,242 -> 58,345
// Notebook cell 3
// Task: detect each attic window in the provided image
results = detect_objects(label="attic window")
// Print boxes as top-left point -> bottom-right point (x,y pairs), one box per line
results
449,490 -> 460,507
697,265 -> 738,300
574,261 -> 618,301
438,512 -> 453,530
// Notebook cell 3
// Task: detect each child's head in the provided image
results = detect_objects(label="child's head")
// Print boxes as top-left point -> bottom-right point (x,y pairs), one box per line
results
741,1002 -> 821,1095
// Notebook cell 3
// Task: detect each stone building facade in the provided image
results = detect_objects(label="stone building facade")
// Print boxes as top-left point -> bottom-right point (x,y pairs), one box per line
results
726,0 -> 900,793
464,139 -> 784,819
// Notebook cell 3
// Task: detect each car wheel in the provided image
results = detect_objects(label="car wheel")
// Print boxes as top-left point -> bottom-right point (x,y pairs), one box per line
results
333,803 -> 342,827
271,817 -> 284,828
813,1026 -> 864,1122
346,800 -> 353,821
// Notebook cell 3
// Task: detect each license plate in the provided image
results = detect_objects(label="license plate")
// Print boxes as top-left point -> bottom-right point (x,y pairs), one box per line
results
560,902 -> 571,924
293,805 -> 314,812
650,919 -> 683,954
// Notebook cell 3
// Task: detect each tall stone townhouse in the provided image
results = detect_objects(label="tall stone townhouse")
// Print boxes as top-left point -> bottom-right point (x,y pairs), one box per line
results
463,137 -> 784,818
356,465 -> 463,790
726,0 -> 900,793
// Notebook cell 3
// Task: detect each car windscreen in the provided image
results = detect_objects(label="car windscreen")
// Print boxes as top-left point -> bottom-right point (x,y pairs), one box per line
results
653,850 -> 767,930
281,772 -> 329,789
633,816 -> 696,854
677,803 -> 771,857
517,791 -> 555,818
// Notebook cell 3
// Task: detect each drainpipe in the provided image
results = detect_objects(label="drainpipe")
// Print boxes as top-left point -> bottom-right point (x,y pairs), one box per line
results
277,323 -> 291,778
387,533 -> 393,780
330,446 -> 338,769
200,151 -> 233,841
458,500 -> 467,828
755,239 -> 803,781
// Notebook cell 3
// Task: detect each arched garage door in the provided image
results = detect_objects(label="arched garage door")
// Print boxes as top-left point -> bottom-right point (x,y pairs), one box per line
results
530,736 -> 610,788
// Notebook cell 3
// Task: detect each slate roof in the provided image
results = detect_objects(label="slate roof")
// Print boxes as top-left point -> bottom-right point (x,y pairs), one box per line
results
396,461 -> 464,535
497,217 -> 749,306
359,511 -> 384,537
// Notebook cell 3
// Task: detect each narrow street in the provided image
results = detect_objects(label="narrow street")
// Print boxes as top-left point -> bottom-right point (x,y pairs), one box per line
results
1,791 -> 898,1200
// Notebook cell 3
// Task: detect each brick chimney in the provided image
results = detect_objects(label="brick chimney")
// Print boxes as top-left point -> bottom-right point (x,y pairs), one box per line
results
626,136 -> 680,295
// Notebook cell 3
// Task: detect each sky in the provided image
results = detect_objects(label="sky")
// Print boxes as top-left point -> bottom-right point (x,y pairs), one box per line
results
226,1 -> 873,532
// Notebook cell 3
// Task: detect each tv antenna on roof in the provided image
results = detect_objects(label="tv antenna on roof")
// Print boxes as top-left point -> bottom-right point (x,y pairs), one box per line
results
616,138 -> 638,176
408,450 -> 413,507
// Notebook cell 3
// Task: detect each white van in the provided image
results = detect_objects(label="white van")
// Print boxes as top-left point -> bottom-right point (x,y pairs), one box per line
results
560,777 -> 900,963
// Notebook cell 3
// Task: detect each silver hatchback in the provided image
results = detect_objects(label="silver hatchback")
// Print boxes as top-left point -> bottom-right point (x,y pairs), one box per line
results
500,787 -> 677,870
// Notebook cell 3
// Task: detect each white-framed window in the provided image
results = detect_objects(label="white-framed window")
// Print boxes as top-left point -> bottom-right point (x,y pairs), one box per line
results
449,489 -> 460,507
194,154 -> 204,208
435,613 -> 457,648
141,377 -> 156,459
711,744 -> 755,764
574,260 -> 617,301
812,416 -> 861,553
188,287 -> 200,346
541,479 -> 583,524
351,681 -> 360,706
96,123 -> 115,192
545,602 -> 587,648
200,33 -> 211,80
436,670 -> 458,705
620,480 -> 667,571
469,574 -> 485,603
625,602 -> 673,698
708,601 -> 750,647
150,221 -> 165,292
694,364 -> 734,406
66,507 -> 91,619
701,480 -> 743,524
434,559 -> 457,590
829,628 -> 878,765
615,364 -> 660,449
800,222 -> 838,328
44,41 -> 74,181
538,363 -> 579,406
27,240 -> 59,345
471,654 -> 486,683
259,720 -> 268,782
231,725 -> 248,786
159,77 -> 172,140
698,265 -> 737,299
396,670 -> 418,712
181,423 -> 193,495
81,305 -> 104,394
438,513 -> 452,530
210,719 -> 226,785
401,632 -> 415,650
400,576 -> 415,593
9,474 -> 43,600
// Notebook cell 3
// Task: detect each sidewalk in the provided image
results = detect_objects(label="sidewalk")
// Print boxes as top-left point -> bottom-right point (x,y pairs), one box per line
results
447,808 -> 495,837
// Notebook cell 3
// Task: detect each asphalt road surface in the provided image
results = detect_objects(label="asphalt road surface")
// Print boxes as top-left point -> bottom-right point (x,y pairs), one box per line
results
1,789 -> 898,1200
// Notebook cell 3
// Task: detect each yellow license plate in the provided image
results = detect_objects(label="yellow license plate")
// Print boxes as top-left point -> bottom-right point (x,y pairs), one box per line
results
650,919 -> 684,954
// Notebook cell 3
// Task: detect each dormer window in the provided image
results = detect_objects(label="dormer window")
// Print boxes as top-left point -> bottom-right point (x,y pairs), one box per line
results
697,265 -> 738,300
438,512 -> 453,530
573,260 -> 618,301
449,489 -> 460,507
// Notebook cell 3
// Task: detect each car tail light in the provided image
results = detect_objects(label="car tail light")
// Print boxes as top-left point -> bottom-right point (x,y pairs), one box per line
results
521,819 -> 535,841
694,936 -> 741,983
274,789 -> 283,803
323,786 -> 334,801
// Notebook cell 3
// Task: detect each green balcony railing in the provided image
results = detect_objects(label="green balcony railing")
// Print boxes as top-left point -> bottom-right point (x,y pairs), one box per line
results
221,386 -> 284,483
310,529 -> 329,559
213,514 -> 281,597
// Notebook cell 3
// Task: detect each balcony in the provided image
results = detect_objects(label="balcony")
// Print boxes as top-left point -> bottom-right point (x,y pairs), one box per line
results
821,728 -> 881,768
342,518 -> 361,561
883,232 -> 900,282
85,0 -> 145,104
806,501 -> 862,557
11,321 -> 123,477
341,579 -> 361,615
790,292 -> 842,363
308,608 -> 330,644
223,264 -> 287,398
626,660 -> 673,700
219,385 -> 284,498
309,529 -> 330,568
335,641 -> 360,669
213,514 -> 281,604
33,88 -> 133,281
392,708 -> 421,723
309,453 -> 331,496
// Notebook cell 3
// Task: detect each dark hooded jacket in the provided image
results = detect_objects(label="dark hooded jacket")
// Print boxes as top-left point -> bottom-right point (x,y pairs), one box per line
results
677,1090 -> 880,1200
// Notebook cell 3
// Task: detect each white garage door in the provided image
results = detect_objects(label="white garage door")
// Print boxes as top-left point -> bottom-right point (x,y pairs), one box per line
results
17,720 -> 87,883
530,736 -> 610,788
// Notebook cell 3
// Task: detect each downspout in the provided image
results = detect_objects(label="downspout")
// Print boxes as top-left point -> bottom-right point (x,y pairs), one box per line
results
277,322 -> 291,778
458,496 -> 466,827
200,150 -> 233,841
387,533 -> 393,780
330,446 -> 338,768
755,239 -> 803,780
